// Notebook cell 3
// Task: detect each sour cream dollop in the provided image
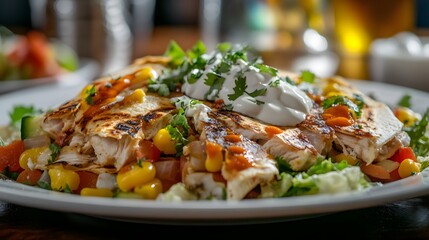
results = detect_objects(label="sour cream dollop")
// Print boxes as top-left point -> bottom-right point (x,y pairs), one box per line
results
181,51 -> 313,126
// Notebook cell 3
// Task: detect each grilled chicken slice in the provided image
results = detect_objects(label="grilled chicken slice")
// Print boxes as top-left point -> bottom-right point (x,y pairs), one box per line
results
194,120 -> 278,200
184,172 -> 226,199
41,99 -> 81,145
332,100 -> 404,165
262,128 -> 320,171
209,110 -> 270,142
297,106 -> 334,155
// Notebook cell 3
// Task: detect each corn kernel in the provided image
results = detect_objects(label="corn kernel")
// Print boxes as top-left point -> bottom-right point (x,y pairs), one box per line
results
205,154 -> 223,172
131,67 -> 157,85
80,188 -> 113,198
122,89 -> 145,105
394,107 -> 421,127
19,146 -> 48,170
398,158 -> 421,178
116,162 -> 156,192
134,178 -> 163,199
48,165 -> 80,192
205,142 -> 223,172
153,128 -> 176,155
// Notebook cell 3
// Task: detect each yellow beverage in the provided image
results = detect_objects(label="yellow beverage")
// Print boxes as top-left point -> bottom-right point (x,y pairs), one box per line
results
332,0 -> 415,56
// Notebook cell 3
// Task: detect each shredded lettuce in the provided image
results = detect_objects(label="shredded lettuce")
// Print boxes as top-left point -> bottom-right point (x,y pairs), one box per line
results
261,159 -> 371,198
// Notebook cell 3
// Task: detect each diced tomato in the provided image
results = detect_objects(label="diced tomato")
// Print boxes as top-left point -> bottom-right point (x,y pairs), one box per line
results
389,169 -> 402,182
0,140 -> 25,173
75,171 -> 98,194
16,169 -> 42,186
390,147 -> 416,163
136,140 -> 161,162
26,31 -> 49,68
7,37 -> 28,65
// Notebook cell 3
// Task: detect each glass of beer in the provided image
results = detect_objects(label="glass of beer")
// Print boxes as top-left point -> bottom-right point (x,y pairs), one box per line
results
331,0 -> 415,56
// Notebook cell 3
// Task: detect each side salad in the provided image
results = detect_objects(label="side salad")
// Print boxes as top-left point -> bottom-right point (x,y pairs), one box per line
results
0,26 -> 78,81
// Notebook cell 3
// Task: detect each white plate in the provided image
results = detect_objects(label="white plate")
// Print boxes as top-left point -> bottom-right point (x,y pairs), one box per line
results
0,80 -> 428,224
0,58 -> 99,94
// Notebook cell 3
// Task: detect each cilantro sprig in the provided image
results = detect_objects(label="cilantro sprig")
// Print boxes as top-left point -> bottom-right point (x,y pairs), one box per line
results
227,72 -> 266,104
165,108 -> 190,155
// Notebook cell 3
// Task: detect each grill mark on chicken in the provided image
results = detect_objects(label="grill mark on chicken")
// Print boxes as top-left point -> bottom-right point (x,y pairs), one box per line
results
115,123 -> 141,137
44,100 -> 80,119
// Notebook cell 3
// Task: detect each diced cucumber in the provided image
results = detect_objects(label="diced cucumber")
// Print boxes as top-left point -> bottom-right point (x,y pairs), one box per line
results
20,114 -> 44,139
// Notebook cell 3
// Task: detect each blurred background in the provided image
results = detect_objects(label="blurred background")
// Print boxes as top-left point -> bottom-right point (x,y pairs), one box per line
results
0,0 -> 428,92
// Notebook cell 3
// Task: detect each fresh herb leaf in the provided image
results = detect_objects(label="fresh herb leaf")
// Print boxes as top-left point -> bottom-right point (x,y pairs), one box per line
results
204,73 -> 225,100
85,85 -> 97,105
253,63 -> 278,76
216,42 -> 232,53
49,143 -> 61,164
247,88 -> 267,98
187,69 -> 204,84
0,136 -> 5,146
284,76 -> 296,85
164,40 -> 186,67
9,105 -> 42,129
404,108 -> 429,156
166,108 -> 191,156
300,70 -> 316,83
187,41 -> 206,60
228,74 -> 247,101
397,94 -> 412,108
214,61 -> 231,74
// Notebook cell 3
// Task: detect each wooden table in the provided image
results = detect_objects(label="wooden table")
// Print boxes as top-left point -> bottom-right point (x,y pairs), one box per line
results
2,196 -> 429,239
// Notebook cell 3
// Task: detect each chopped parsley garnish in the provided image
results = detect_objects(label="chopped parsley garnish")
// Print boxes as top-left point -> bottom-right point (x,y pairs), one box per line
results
0,136 -> 4,146
227,73 -> 266,104
166,108 -> 190,155
204,73 -> 225,100
253,63 -> 278,76
49,143 -> 61,164
85,85 -> 97,105
228,74 -> 247,101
